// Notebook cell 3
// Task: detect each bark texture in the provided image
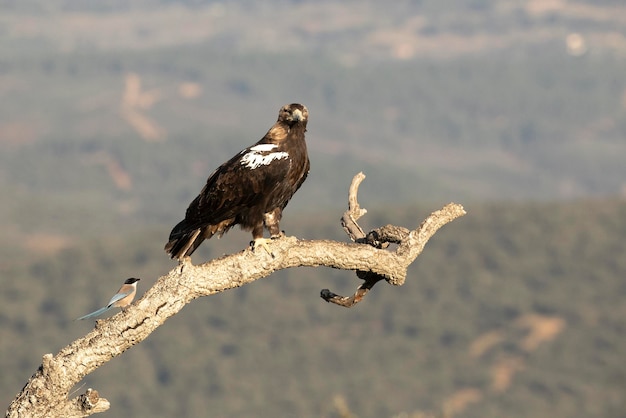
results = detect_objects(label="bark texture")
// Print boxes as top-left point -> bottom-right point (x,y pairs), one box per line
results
5,173 -> 465,417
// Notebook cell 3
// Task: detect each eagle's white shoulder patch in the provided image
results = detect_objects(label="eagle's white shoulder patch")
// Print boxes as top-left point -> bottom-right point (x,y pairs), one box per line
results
241,145 -> 289,169
249,144 -> 278,152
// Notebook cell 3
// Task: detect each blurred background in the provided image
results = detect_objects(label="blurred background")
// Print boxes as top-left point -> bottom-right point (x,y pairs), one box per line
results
1,0 -> 625,417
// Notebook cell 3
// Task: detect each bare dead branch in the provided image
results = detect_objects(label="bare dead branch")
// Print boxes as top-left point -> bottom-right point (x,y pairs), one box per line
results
324,174 -> 466,307
320,272 -> 384,307
5,174 -> 465,418
341,172 -> 368,241
323,173 -> 388,307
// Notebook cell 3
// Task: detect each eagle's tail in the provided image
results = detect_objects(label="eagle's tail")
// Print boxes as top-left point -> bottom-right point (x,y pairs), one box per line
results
164,220 -> 204,260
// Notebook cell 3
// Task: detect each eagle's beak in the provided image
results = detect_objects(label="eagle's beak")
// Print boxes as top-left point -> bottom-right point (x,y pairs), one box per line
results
292,109 -> 303,122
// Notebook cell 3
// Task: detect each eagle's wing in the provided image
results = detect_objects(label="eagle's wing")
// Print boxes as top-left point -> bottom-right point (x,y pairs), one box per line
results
180,144 -> 292,232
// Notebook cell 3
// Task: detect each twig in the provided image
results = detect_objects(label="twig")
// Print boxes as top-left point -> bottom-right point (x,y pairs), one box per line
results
341,172 -> 368,241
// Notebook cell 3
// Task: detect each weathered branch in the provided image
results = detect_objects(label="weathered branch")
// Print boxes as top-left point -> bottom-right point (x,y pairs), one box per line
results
322,172 -> 464,307
341,171 -> 368,242
5,174 -> 465,418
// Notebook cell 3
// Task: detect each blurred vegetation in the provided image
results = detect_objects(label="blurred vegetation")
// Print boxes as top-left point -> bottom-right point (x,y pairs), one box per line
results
2,198 -> 626,417
2,42 -> 626,227
1,0 -> 626,416
1,1 -> 626,225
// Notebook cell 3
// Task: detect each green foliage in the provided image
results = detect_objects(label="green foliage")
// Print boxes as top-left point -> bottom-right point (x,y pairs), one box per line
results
2,31 -> 626,214
1,199 -> 625,417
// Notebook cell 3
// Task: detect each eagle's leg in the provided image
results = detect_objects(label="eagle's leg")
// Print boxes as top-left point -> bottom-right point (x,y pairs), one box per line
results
249,224 -> 275,258
249,210 -> 284,257
265,208 -> 284,239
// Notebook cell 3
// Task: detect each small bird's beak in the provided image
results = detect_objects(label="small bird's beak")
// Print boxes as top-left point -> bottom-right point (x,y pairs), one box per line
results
292,109 -> 303,122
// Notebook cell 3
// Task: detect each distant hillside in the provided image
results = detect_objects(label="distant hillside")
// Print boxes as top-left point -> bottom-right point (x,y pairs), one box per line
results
1,198 -> 625,417
2,0 -> 626,59
1,0 -> 626,230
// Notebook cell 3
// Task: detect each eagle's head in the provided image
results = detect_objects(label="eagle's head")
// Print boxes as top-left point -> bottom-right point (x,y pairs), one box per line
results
278,103 -> 308,126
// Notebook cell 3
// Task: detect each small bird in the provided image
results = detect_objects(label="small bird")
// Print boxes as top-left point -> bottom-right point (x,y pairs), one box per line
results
77,278 -> 140,320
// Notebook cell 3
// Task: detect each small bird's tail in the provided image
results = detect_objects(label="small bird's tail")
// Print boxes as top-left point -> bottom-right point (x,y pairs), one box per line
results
76,306 -> 112,321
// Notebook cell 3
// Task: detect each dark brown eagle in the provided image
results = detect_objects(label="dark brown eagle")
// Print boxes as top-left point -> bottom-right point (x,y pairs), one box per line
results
165,103 -> 310,260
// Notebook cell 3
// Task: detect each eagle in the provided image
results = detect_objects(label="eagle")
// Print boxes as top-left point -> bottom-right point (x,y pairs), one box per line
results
165,103 -> 310,260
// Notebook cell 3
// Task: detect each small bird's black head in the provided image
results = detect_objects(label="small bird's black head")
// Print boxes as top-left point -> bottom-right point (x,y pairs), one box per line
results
278,103 -> 308,126
124,278 -> 141,285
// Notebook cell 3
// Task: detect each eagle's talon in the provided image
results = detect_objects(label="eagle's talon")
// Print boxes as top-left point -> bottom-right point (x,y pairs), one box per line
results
250,238 -> 275,258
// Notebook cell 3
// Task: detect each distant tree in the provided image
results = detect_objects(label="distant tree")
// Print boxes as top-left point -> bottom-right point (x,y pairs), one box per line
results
5,174 -> 465,417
